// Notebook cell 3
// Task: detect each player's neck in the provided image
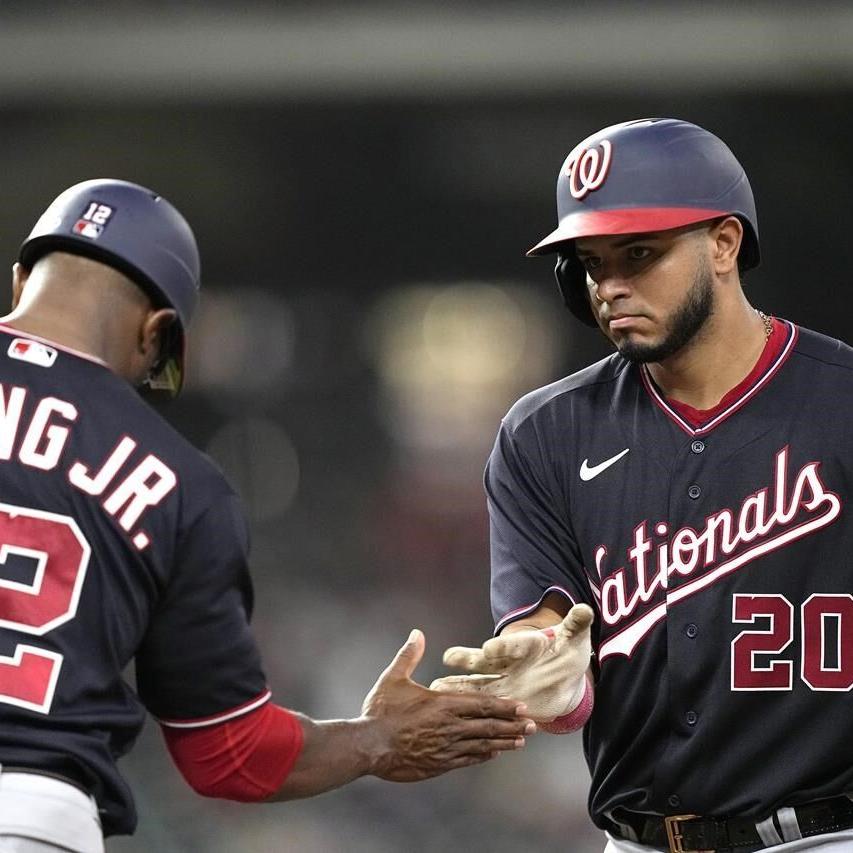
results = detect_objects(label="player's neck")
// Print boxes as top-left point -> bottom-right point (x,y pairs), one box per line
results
644,302 -> 768,410
3,261 -> 150,379
1,309 -> 110,361
0,306 -> 138,383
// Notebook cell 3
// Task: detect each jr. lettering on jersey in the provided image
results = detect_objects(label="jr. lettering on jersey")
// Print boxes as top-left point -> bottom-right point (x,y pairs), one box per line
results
595,446 -> 841,662
0,385 -> 176,551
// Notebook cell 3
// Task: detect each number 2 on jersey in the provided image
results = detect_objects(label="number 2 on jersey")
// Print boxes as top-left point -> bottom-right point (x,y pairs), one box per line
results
0,504 -> 90,713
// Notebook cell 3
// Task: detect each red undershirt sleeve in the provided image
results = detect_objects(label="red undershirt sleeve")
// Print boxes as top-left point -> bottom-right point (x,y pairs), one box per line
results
161,702 -> 305,801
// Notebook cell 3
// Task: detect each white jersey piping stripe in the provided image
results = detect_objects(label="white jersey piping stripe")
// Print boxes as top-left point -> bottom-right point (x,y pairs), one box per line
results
641,320 -> 798,436
495,585 -> 576,635
158,689 -> 272,729
599,493 -> 840,661
0,323 -> 110,369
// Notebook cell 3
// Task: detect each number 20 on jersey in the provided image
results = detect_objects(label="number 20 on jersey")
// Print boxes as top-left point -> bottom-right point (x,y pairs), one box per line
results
731,593 -> 853,691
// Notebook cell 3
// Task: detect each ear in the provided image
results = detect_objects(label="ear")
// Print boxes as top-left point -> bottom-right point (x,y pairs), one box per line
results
709,216 -> 743,276
140,307 -> 178,357
11,263 -> 29,310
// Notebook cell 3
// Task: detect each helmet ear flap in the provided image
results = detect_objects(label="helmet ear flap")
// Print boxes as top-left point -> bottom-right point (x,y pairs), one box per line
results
555,252 -> 598,328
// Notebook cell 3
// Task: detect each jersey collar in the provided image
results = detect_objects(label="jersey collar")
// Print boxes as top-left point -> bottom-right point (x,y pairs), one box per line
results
0,322 -> 110,369
640,317 -> 798,436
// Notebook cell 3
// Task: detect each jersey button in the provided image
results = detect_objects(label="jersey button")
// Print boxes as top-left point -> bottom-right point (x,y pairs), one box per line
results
686,710 -> 698,726
691,440 -> 705,454
685,623 -> 698,638
688,484 -> 701,499
668,794 -> 682,809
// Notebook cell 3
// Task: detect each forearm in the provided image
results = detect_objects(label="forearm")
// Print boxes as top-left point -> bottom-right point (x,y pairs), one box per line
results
266,714 -> 377,801
164,706 -> 383,803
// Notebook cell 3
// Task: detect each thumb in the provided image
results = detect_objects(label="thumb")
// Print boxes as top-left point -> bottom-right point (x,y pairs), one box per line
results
558,603 -> 595,639
382,628 -> 425,682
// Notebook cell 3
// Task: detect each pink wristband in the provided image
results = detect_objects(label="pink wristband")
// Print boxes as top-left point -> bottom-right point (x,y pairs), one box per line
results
538,673 -> 594,735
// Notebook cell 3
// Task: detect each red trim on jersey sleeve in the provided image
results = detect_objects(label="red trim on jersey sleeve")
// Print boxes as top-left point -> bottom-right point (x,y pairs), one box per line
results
158,689 -> 272,729
162,702 -> 304,802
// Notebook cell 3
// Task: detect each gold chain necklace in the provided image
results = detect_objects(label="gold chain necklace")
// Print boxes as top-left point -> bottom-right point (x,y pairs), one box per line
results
756,309 -> 773,341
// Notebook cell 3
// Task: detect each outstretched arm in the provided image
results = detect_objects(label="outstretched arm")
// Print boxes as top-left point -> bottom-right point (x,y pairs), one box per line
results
271,628 -> 534,799
164,628 -> 535,803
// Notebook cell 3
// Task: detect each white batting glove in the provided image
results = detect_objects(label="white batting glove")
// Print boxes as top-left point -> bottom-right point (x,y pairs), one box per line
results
430,604 -> 594,723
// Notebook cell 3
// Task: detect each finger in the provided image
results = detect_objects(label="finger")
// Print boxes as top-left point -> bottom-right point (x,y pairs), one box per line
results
394,752 -> 498,782
481,630 -> 547,662
445,753 -> 495,771
430,753 -> 495,774
442,645 -> 490,671
434,690 -> 531,721
429,674 -> 503,693
446,736 -> 528,757
557,603 -> 595,638
382,628 -> 425,682
454,718 -> 537,739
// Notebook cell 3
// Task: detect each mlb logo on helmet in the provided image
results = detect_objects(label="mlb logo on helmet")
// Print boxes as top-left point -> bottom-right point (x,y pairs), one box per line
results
73,220 -> 104,239
72,201 -> 115,241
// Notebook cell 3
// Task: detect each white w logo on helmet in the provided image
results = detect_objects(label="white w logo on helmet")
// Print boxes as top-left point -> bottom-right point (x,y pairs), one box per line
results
566,140 -> 612,200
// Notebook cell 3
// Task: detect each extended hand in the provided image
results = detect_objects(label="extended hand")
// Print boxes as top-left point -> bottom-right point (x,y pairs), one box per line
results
360,629 -> 536,783
429,604 -> 594,722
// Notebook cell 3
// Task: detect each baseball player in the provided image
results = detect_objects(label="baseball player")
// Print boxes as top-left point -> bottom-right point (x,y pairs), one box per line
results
431,118 -> 853,852
0,179 -> 535,852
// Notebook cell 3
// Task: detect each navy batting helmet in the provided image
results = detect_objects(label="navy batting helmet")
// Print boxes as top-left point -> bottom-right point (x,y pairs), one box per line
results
527,118 -> 760,327
18,178 -> 200,395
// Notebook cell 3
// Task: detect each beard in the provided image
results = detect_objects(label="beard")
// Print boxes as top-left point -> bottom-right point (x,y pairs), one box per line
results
616,257 -> 714,364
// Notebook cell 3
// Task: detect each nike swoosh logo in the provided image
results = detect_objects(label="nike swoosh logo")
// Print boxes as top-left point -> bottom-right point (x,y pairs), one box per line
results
579,448 -> 630,481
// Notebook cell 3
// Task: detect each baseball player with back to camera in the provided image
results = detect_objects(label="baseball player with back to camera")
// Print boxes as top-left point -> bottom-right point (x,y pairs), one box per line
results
0,179 -> 536,852
431,117 -> 853,853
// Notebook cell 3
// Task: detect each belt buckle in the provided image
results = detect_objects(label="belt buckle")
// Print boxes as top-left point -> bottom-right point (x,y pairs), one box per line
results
664,814 -> 712,853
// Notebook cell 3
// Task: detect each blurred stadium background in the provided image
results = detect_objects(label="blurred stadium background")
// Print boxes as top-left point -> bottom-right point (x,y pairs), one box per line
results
0,2 -> 851,850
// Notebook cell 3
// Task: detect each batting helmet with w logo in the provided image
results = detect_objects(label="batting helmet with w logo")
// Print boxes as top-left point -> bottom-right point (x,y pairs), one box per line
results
527,118 -> 760,326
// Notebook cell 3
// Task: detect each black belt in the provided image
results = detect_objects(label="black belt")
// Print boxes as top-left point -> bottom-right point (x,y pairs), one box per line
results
609,795 -> 853,852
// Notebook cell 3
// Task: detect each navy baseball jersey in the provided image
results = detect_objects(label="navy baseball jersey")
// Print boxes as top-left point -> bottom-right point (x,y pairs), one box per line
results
0,325 -> 268,835
488,319 -> 853,828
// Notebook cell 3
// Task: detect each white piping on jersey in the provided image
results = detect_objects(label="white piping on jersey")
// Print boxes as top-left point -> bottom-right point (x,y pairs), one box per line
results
640,320 -> 798,436
158,689 -> 272,729
598,462 -> 840,661
494,585 -> 576,635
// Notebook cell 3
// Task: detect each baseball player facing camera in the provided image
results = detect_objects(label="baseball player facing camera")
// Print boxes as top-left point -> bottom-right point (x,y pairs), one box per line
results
431,118 -> 853,852
0,179 -> 535,852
